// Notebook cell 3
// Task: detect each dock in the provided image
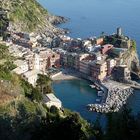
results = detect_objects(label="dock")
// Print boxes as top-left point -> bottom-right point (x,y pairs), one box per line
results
87,80 -> 134,113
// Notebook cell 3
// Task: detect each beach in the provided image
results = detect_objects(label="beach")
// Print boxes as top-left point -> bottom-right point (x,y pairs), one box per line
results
51,69 -> 81,81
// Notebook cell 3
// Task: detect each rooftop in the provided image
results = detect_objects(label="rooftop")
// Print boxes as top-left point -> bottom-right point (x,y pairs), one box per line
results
95,60 -> 106,65
43,93 -> 61,103
14,60 -> 27,67
23,70 -> 39,77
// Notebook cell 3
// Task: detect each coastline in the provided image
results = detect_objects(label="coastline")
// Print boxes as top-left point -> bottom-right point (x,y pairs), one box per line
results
87,80 -> 134,113
51,69 -> 81,81
2,0 -> 140,115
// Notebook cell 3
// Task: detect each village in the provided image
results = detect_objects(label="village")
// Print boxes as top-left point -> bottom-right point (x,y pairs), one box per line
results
1,26 -> 140,112
5,28 -> 132,83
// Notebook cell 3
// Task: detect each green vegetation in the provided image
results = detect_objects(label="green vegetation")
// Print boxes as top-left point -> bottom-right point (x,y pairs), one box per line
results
104,36 -> 118,45
1,0 -> 48,32
0,99 -> 95,140
32,112 -> 94,140
104,35 -> 132,49
36,74 -> 53,94
1,48 -> 139,140
0,97 -> 47,140
0,44 -> 16,80
0,67 -> 94,140
0,43 -> 42,102
0,61 -> 16,80
0,43 -> 96,140
20,78 -> 42,102
0,8 -> 9,38
103,106 -> 140,140
131,40 -> 136,50
0,44 -> 9,59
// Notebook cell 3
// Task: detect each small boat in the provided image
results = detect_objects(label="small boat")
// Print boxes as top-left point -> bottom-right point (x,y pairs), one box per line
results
98,91 -> 103,96
90,85 -> 95,88
96,98 -> 101,102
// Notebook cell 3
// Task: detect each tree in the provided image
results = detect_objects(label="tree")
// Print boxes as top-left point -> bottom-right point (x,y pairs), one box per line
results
20,78 -> 42,102
104,106 -> 140,140
36,74 -> 53,94
31,88 -> 42,102
31,112 -> 94,140
0,8 -> 9,38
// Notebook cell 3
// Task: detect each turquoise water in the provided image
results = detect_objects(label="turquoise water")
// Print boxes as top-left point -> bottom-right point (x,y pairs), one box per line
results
53,79 -> 106,123
38,0 -> 140,119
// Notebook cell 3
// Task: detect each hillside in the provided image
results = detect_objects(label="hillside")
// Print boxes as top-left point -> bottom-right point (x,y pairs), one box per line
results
0,0 -> 66,34
0,74 -> 94,140
0,43 -> 94,140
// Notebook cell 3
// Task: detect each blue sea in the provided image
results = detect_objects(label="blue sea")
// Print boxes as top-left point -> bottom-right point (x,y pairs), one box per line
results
38,0 -> 140,52
38,0 -> 140,121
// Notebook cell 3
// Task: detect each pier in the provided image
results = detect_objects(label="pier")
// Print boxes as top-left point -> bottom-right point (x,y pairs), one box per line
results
87,80 -> 134,113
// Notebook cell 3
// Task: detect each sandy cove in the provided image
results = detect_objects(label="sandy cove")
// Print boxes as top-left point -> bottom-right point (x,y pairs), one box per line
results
51,69 -> 81,81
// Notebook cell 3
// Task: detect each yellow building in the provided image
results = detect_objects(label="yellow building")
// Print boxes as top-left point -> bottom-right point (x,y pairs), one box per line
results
90,61 -> 107,81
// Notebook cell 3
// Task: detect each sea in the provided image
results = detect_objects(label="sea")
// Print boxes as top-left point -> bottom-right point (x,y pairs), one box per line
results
38,0 -> 140,122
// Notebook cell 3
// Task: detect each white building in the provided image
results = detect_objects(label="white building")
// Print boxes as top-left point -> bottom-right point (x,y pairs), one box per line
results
43,93 -> 62,109
23,70 -> 40,86
34,53 -> 40,70
12,60 -> 29,75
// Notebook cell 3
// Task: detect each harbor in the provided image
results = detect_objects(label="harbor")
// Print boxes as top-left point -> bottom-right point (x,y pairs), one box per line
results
87,80 -> 134,113
53,79 -> 100,122
52,68 -> 140,114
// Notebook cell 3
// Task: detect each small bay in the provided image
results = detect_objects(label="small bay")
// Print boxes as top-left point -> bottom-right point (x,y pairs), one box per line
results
38,0 -> 140,120
53,79 -> 106,125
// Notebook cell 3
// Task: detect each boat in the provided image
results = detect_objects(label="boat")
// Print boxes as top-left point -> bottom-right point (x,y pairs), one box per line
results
90,84 -> 95,88
98,91 -> 103,96
96,98 -> 101,102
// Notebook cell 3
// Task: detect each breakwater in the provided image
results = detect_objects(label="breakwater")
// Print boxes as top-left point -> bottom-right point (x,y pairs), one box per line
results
87,80 -> 134,113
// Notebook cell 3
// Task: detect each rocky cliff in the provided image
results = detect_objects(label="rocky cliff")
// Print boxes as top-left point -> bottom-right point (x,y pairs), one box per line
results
123,48 -> 140,79
0,0 -> 67,36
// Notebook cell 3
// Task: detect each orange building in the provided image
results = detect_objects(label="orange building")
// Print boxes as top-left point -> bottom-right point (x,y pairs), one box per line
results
96,37 -> 104,45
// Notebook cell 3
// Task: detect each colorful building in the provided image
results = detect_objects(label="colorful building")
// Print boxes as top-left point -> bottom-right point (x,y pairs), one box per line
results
112,65 -> 131,81
107,59 -> 116,75
101,44 -> 113,54
96,37 -> 104,45
90,61 -> 107,81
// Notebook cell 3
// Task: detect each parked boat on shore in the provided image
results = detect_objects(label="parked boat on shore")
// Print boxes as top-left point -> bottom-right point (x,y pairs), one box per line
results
90,84 -> 96,88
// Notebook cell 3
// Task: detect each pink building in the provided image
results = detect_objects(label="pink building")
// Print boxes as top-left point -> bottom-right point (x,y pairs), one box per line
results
101,44 -> 113,54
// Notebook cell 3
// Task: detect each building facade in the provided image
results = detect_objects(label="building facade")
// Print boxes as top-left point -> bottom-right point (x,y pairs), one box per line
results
91,61 -> 107,81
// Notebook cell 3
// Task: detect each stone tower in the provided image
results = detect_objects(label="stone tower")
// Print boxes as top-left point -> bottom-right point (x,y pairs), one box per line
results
117,27 -> 122,36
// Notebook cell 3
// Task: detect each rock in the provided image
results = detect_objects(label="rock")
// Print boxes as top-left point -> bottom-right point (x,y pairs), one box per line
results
48,14 -> 68,25
87,87 -> 133,113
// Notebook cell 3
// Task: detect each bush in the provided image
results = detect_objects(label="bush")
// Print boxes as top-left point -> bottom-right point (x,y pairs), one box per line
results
20,78 -> 42,102
36,74 -> 53,94
131,40 -> 136,50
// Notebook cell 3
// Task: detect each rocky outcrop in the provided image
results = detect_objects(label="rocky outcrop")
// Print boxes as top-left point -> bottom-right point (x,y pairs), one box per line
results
1,0 -> 67,36
48,14 -> 68,25
87,80 -> 134,113
130,52 -> 140,72
124,49 -> 140,78
121,48 -> 140,77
